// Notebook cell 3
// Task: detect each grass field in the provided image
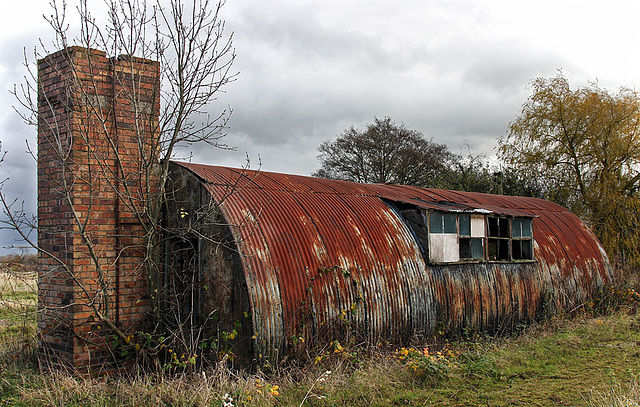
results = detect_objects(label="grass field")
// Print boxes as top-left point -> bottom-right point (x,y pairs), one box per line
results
0,259 -> 639,406
0,260 -> 37,356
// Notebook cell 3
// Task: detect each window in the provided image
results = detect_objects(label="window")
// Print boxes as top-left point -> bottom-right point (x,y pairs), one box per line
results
511,218 -> 533,260
486,216 -> 534,261
487,217 -> 510,261
385,199 -> 534,265
429,212 -> 457,234
428,212 -> 459,263
428,212 -> 485,263
399,208 -> 429,257
458,213 -> 484,260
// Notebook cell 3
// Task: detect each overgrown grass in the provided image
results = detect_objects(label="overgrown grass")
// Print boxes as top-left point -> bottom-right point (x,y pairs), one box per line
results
0,260 -> 37,307
0,259 -> 37,362
2,257 -> 640,406
0,310 -> 638,406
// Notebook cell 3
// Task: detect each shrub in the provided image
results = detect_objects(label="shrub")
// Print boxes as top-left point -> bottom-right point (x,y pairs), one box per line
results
394,346 -> 458,384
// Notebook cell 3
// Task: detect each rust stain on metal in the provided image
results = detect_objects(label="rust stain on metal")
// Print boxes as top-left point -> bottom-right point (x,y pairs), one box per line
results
176,162 -> 614,361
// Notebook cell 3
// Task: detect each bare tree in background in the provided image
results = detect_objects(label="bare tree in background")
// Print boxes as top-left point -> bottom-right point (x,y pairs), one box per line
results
313,116 -> 458,188
314,117 -> 547,197
0,0 -> 238,370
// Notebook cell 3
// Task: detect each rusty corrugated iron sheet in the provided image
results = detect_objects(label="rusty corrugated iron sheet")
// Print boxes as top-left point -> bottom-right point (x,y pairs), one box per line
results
174,162 -> 614,362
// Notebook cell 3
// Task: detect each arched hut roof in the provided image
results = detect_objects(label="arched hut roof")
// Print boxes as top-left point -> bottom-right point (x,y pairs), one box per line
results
172,161 -> 613,361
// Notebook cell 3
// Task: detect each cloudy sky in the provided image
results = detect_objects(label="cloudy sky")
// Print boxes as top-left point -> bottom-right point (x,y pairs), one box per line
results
1,0 -> 640,253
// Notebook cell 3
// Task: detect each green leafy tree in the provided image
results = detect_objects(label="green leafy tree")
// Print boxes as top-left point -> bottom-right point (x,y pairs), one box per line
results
498,73 -> 640,265
313,117 -> 457,188
498,166 -> 545,198
447,145 -> 502,194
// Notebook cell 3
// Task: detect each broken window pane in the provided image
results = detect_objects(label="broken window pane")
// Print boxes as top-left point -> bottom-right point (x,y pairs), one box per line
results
459,237 -> 471,259
489,217 -> 510,238
512,239 -> 533,260
499,218 -> 510,237
460,237 -> 484,259
488,217 -> 499,237
488,238 -> 509,260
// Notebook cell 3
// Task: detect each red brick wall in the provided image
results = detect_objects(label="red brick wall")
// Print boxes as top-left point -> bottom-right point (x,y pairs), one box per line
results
37,47 -> 160,372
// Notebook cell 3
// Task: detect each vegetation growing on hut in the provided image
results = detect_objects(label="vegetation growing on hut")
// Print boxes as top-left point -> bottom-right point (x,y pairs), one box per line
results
1,255 -> 640,406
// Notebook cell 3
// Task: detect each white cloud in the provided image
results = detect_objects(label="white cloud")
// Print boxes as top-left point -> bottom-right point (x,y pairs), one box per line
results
3,0 -> 640,252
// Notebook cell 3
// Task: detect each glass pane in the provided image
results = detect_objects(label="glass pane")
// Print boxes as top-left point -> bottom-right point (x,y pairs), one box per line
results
430,212 -> 443,234
512,218 -> 522,238
522,219 -> 532,238
471,238 -> 484,259
459,214 -> 470,236
444,213 -> 457,234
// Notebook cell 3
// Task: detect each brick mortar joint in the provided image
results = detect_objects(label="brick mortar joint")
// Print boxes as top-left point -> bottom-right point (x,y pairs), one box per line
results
37,46 -> 160,370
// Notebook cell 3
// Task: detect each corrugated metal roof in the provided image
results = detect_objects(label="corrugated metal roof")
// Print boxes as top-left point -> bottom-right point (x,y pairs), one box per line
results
173,162 -> 614,362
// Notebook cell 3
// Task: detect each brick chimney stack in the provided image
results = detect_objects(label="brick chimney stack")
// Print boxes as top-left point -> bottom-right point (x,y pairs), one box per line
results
37,46 -> 160,371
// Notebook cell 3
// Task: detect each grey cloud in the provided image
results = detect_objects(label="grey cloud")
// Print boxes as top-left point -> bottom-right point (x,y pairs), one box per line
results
462,46 -> 571,94
3,0 -> 639,254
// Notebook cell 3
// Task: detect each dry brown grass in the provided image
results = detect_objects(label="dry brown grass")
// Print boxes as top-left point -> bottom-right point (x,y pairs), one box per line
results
2,307 -> 640,406
8,365 -> 288,407
2,258 -> 640,406
0,257 -> 37,369
0,258 -> 37,304
587,381 -> 640,407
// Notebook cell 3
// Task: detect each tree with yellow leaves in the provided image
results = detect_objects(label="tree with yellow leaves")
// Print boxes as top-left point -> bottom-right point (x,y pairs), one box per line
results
498,73 -> 640,265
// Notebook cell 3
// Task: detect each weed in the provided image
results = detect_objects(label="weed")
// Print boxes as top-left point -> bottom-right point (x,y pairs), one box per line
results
0,260 -> 37,372
586,380 -> 640,407
394,345 -> 458,384
590,284 -> 640,315
298,370 -> 331,406
2,257 -> 640,406
2,310 -> 640,406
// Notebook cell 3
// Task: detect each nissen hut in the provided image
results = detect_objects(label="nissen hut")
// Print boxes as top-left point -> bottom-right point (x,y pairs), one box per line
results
36,47 -> 613,371
166,162 -> 614,363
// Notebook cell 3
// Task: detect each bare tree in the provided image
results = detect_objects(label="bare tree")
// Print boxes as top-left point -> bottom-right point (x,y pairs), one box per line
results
313,116 -> 458,188
1,0 -> 238,370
